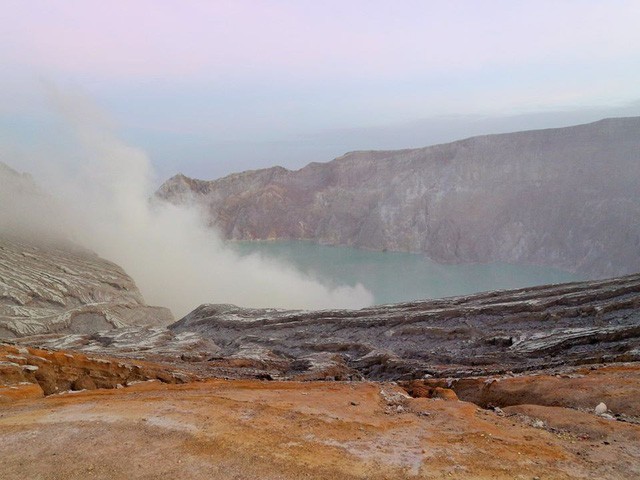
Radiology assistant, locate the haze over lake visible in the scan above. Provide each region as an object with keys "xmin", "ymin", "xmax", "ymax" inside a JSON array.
[{"xmin": 231, "ymin": 241, "xmax": 584, "ymax": 306}]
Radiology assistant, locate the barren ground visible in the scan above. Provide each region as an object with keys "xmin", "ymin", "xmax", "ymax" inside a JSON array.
[{"xmin": 2, "ymin": 371, "xmax": 639, "ymax": 480}]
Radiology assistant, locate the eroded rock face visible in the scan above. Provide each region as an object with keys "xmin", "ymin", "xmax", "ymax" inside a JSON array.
[
  {"xmin": 0, "ymin": 237, "xmax": 174, "ymax": 337},
  {"xmin": 168, "ymin": 274, "xmax": 640, "ymax": 380},
  {"xmin": 14, "ymin": 326, "xmax": 221, "ymax": 367},
  {"xmin": 16, "ymin": 274, "xmax": 640, "ymax": 382},
  {"xmin": 0, "ymin": 342, "xmax": 195, "ymax": 400},
  {"xmin": 0, "ymin": 162, "xmax": 174, "ymax": 338},
  {"xmin": 402, "ymin": 364, "xmax": 640, "ymax": 417},
  {"xmin": 157, "ymin": 117, "xmax": 640, "ymax": 277}
]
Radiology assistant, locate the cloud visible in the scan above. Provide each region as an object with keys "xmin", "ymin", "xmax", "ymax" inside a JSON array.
[{"xmin": 1, "ymin": 88, "xmax": 373, "ymax": 316}]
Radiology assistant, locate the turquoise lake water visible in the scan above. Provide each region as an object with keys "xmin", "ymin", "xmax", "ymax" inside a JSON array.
[{"xmin": 230, "ymin": 241, "xmax": 585, "ymax": 305}]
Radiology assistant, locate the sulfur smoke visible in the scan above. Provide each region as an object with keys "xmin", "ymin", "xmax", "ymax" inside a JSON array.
[{"xmin": 0, "ymin": 89, "xmax": 373, "ymax": 317}]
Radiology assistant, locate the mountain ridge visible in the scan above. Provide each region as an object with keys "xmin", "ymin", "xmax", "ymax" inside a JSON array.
[{"xmin": 157, "ymin": 116, "xmax": 640, "ymax": 277}]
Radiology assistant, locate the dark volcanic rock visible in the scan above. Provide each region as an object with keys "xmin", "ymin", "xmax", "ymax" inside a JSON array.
[
  {"xmin": 157, "ymin": 117, "xmax": 640, "ymax": 277},
  {"xmin": 169, "ymin": 274, "xmax": 640, "ymax": 380}
]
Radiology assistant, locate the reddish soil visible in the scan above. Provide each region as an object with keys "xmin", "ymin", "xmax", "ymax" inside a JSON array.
[
  {"xmin": 0, "ymin": 343, "xmax": 195, "ymax": 402},
  {"xmin": 408, "ymin": 364, "xmax": 640, "ymax": 415},
  {"xmin": 1, "ymin": 343, "xmax": 639, "ymax": 479}
]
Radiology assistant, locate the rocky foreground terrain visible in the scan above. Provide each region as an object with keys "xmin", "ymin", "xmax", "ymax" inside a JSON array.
[
  {"xmin": 2, "ymin": 267, "xmax": 640, "ymax": 478},
  {"xmin": 22, "ymin": 273, "xmax": 638, "ymax": 383},
  {"xmin": 158, "ymin": 117, "xmax": 640, "ymax": 278},
  {"xmin": 2, "ymin": 268, "xmax": 638, "ymax": 477},
  {"xmin": 1, "ymin": 342, "xmax": 639, "ymax": 479},
  {"xmin": 2, "ymin": 266, "xmax": 638, "ymax": 478},
  {"xmin": 169, "ymin": 273, "xmax": 640, "ymax": 380}
]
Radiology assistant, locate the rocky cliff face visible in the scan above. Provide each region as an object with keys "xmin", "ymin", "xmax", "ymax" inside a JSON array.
[
  {"xmin": 0, "ymin": 342, "xmax": 194, "ymax": 399},
  {"xmin": 0, "ymin": 163, "xmax": 173, "ymax": 338},
  {"xmin": 0, "ymin": 236, "xmax": 174, "ymax": 338},
  {"xmin": 157, "ymin": 117, "xmax": 640, "ymax": 277}
]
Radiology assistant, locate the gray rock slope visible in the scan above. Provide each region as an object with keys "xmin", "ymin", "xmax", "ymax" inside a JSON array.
[
  {"xmin": 0, "ymin": 163, "xmax": 173, "ymax": 338},
  {"xmin": 0, "ymin": 237, "xmax": 173, "ymax": 338},
  {"xmin": 18, "ymin": 274, "xmax": 640, "ymax": 381},
  {"xmin": 169, "ymin": 274, "xmax": 640, "ymax": 380},
  {"xmin": 157, "ymin": 117, "xmax": 640, "ymax": 277}
]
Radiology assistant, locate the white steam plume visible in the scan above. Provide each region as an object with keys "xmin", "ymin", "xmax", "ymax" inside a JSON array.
[{"xmin": 1, "ymin": 88, "xmax": 373, "ymax": 317}]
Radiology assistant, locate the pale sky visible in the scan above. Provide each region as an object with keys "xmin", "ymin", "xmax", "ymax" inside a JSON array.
[{"xmin": 2, "ymin": 0, "xmax": 640, "ymax": 181}]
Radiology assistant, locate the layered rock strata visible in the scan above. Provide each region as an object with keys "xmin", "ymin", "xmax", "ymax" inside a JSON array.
[
  {"xmin": 0, "ymin": 342, "xmax": 194, "ymax": 400},
  {"xmin": 0, "ymin": 162, "xmax": 173, "ymax": 337},
  {"xmin": 16, "ymin": 274, "xmax": 640, "ymax": 381},
  {"xmin": 164, "ymin": 273, "xmax": 640, "ymax": 380},
  {"xmin": 0, "ymin": 236, "xmax": 173, "ymax": 337}
]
